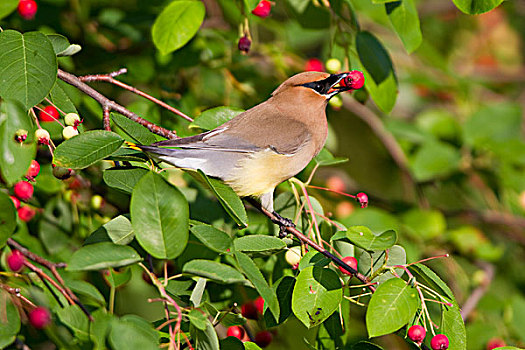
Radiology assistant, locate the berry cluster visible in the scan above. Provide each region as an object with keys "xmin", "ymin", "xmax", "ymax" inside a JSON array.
[
  {"xmin": 10, "ymin": 159, "xmax": 41, "ymax": 222},
  {"xmin": 226, "ymin": 296, "xmax": 273, "ymax": 347},
  {"xmin": 407, "ymin": 325, "xmax": 450, "ymax": 350}
]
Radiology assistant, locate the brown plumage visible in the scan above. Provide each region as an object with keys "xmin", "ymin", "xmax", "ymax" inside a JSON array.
[{"xmin": 139, "ymin": 71, "xmax": 355, "ymax": 213}]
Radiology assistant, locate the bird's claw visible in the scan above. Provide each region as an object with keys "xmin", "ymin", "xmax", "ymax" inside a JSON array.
[{"xmin": 271, "ymin": 212, "xmax": 295, "ymax": 238}]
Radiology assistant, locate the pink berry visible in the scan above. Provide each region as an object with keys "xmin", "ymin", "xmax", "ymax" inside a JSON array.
[
  {"xmin": 29, "ymin": 307, "xmax": 51, "ymax": 329},
  {"xmin": 10, "ymin": 196, "xmax": 21, "ymax": 209},
  {"xmin": 342, "ymin": 71, "xmax": 365, "ymax": 90},
  {"xmin": 338, "ymin": 256, "xmax": 358, "ymax": 276},
  {"xmin": 15, "ymin": 129, "xmax": 28, "ymax": 143},
  {"xmin": 35, "ymin": 129, "xmax": 51, "ymax": 145},
  {"xmin": 14, "ymin": 181, "xmax": 34, "ymax": 201},
  {"xmin": 39, "ymin": 106, "xmax": 59, "ymax": 122},
  {"xmin": 18, "ymin": 206, "xmax": 36, "ymax": 222},
  {"xmin": 255, "ymin": 331, "xmax": 273, "ymax": 348},
  {"xmin": 18, "ymin": 0, "xmax": 37, "ymax": 20},
  {"xmin": 431, "ymin": 334, "xmax": 449, "ymax": 350},
  {"xmin": 486, "ymin": 338, "xmax": 506, "ymax": 350},
  {"xmin": 238, "ymin": 35, "xmax": 251, "ymax": 53},
  {"xmin": 356, "ymin": 192, "xmax": 368, "ymax": 208},
  {"xmin": 7, "ymin": 250, "xmax": 25, "ymax": 272},
  {"xmin": 408, "ymin": 325, "xmax": 426, "ymax": 343},
  {"xmin": 226, "ymin": 326, "xmax": 245, "ymax": 340},
  {"xmin": 305, "ymin": 58, "xmax": 324, "ymax": 72},
  {"xmin": 255, "ymin": 296, "xmax": 265, "ymax": 315},
  {"xmin": 241, "ymin": 301, "xmax": 258, "ymax": 320},
  {"xmin": 251, "ymin": 0, "xmax": 272, "ymax": 18},
  {"xmin": 26, "ymin": 160, "xmax": 40, "ymax": 179}
]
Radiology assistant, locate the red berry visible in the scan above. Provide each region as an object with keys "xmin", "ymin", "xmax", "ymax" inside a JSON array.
[
  {"xmin": 15, "ymin": 129, "xmax": 28, "ymax": 143},
  {"xmin": 39, "ymin": 106, "xmax": 59, "ymax": 122},
  {"xmin": 305, "ymin": 58, "xmax": 324, "ymax": 72},
  {"xmin": 10, "ymin": 196, "xmax": 21, "ymax": 209},
  {"xmin": 241, "ymin": 301, "xmax": 259, "ymax": 320},
  {"xmin": 255, "ymin": 296, "xmax": 265, "ymax": 315},
  {"xmin": 7, "ymin": 250, "xmax": 25, "ymax": 272},
  {"xmin": 238, "ymin": 35, "xmax": 251, "ymax": 53},
  {"xmin": 338, "ymin": 256, "xmax": 358, "ymax": 276},
  {"xmin": 29, "ymin": 307, "xmax": 51, "ymax": 329},
  {"xmin": 431, "ymin": 334, "xmax": 449, "ymax": 350},
  {"xmin": 255, "ymin": 331, "xmax": 273, "ymax": 348},
  {"xmin": 408, "ymin": 325, "xmax": 426, "ymax": 343},
  {"xmin": 18, "ymin": 206, "xmax": 36, "ymax": 222},
  {"xmin": 18, "ymin": 0, "xmax": 37, "ymax": 20},
  {"xmin": 356, "ymin": 192, "xmax": 368, "ymax": 208},
  {"xmin": 226, "ymin": 326, "xmax": 245, "ymax": 340},
  {"xmin": 487, "ymin": 338, "xmax": 506, "ymax": 350},
  {"xmin": 14, "ymin": 181, "xmax": 34, "ymax": 201},
  {"xmin": 251, "ymin": 0, "xmax": 272, "ymax": 18},
  {"xmin": 341, "ymin": 70, "xmax": 365, "ymax": 90},
  {"xmin": 26, "ymin": 160, "xmax": 40, "ymax": 179}
]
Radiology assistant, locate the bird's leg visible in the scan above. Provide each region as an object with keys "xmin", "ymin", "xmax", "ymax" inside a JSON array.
[{"xmin": 271, "ymin": 211, "xmax": 296, "ymax": 238}]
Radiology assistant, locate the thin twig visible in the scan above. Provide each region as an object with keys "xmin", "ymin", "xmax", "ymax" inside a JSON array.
[{"xmin": 461, "ymin": 262, "xmax": 494, "ymax": 321}]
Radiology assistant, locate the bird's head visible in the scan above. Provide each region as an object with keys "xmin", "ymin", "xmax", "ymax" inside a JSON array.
[{"xmin": 271, "ymin": 71, "xmax": 364, "ymax": 103}]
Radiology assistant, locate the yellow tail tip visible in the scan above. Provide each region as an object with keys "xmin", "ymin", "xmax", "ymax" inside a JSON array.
[{"xmin": 125, "ymin": 141, "xmax": 142, "ymax": 151}]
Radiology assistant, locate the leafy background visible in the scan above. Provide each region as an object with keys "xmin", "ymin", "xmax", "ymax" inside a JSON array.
[{"xmin": 1, "ymin": 0, "xmax": 524, "ymax": 349}]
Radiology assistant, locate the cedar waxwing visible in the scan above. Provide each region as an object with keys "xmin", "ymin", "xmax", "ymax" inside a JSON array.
[{"xmin": 138, "ymin": 71, "xmax": 363, "ymax": 215}]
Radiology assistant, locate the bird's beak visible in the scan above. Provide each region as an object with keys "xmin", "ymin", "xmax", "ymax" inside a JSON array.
[{"xmin": 324, "ymin": 73, "xmax": 351, "ymax": 99}]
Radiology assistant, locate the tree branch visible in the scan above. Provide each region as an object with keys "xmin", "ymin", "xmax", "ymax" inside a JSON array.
[{"xmin": 460, "ymin": 261, "xmax": 494, "ymax": 321}]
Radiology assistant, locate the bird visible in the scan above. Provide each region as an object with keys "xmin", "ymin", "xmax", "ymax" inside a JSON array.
[{"xmin": 137, "ymin": 71, "xmax": 364, "ymax": 224}]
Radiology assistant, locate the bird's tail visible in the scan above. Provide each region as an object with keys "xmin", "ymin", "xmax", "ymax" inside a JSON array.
[{"xmin": 124, "ymin": 141, "xmax": 142, "ymax": 151}]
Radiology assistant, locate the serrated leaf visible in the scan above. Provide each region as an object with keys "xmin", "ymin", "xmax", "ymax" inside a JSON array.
[
  {"xmin": 235, "ymin": 251, "xmax": 280, "ymax": 320},
  {"xmin": 111, "ymin": 112, "xmax": 157, "ymax": 145},
  {"xmin": 103, "ymin": 215, "xmax": 134, "ymax": 245},
  {"xmin": 54, "ymin": 130, "xmax": 124, "ymax": 169},
  {"xmin": 67, "ymin": 242, "xmax": 142, "ymax": 271},
  {"xmin": 346, "ymin": 226, "xmax": 397, "ymax": 252},
  {"xmin": 152, "ymin": 1, "xmax": 206, "ymax": 55},
  {"xmin": 291, "ymin": 266, "xmax": 342, "ymax": 329},
  {"xmin": 103, "ymin": 166, "xmax": 149, "ymax": 194},
  {"xmin": 366, "ymin": 278, "xmax": 419, "ymax": 337},
  {"xmin": 0, "ymin": 100, "xmax": 37, "ymax": 185},
  {"xmin": 189, "ymin": 106, "xmax": 244, "ymax": 131},
  {"xmin": 131, "ymin": 172, "xmax": 189, "ymax": 259},
  {"xmin": 0, "ymin": 30, "xmax": 57, "ymax": 110},
  {"xmin": 233, "ymin": 235, "xmax": 285, "ymax": 255},
  {"xmin": 183, "ymin": 259, "xmax": 246, "ymax": 283},
  {"xmin": 452, "ymin": 0, "xmax": 503, "ymax": 14},
  {"xmin": 190, "ymin": 224, "xmax": 232, "ymax": 253},
  {"xmin": 386, "ymin": 0, "xmax": 422, "ymax": 54},
  {"xmin": 196, "ymin": 170, "xmax": 248, "ymax": 227}
]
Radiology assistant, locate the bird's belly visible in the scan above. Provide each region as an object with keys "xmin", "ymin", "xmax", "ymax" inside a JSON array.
[{"xmin": 224, "ymin": 148, "xmax": 310, "ymax": 197}]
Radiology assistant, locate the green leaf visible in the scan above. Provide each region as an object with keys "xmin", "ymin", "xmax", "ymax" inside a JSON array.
[
  {"xmin": 66, "ymin": 279, "xmax": 106, "ymax": 306},
  {"xmin": 67, "ymin": 242, "xmax": 142, "ymax": 271},
  {"xmin": 386, "ymin": 0, "xmax": 422, "ymax": 54},
  {"xmin": 190, "ymin": 224, "xmax": 232, "ymax": 253},
  {"xmin": 105, "ymin": 268, "xmax": 132, "ymax": 288},
  {"xmin": 0, "ymin": 30, "xmax": 57, "ymax": 110},
  {"xmin": 359, "ymin": 245, "xmax": 406, "ymax": 283},
  {"xmin": 410, "ymin": 141, "xmax": 461, "ymax": 181},
  {"xmin": 402, "ymin": 209, "xmax": 446, "ymax": 239},
  {"xmin": 152, "ymin": 0, "xmax": 206, "ymax": 55},
  {"xmin": 409, "ymin": 263, "xmax": 454, "ymax": 300},
  {"xmin": 233, "ymin": 235, "xmax": 286, "ymax": 255},
  {"xmin": 441, "ymin": 299, "xmax": 467, "ymax": 350},
  {"xmin": 234, "ymin": 251, "xmax": 280, "ymax": 320},
  {"xmin": 182, "ymin": 259, "xmax": 246, "ymax": 283},
  {"xmin": 111, "ymin": 112, "xmax": 157, "ymax": 145},
  {"xmin": 103, "ymin": 215, "xmax": 134, "ymax": 245},
  {"xmin": 91, "ymin": 310, "xmax": 115, "ymax": 350},
  {"xmin": 0, "ymin": 296, "xmax": 20, "ymax": 349},
  {"xmin": 103, "ymin": 166, "xmax": 149, "ymax": 194},
  {"xmin": 191, "ymin": 318, "xmax": 220, "ymax": 350},
  {"xmin": 244, "ymin": 0, "xmax": 259, "ymax": 13},
  {"xmin": 314, "ymin": 148, "xmax": 349, "ymax": 167},
  {"xmin": 49, "ymin": 82, "xmax": 78, "ymax": 114},
  {"xmin": 0, "ymin": 100, "xmax": 37, "ymax": 185},
  {"xmin": 131, "ymin": 172, "xmax": 189, "ymax": 259},
  {"xmin": 54, "ymin": 130, "xmax": 124, "ymax": 169},
  {"xmin": 291, "ymin": 266, "xmax": 343, "ymax": 329},
  {"xmin": 0, "ymin": 0, "xmax": 18, "ymax": 20},
  {"xmin": 47, "ymin": 34, "xmax": 71, "ymax": 55},
  {"xmin": 189, "ymin": 106, "xmax": 244, "ymax": 131},
  {"xmin": 345, "ymin": 226, "xmax": 397, "ymax": 252},
  {"xmin": 264, "ymin": 276, "xmax": 296, "ymax": 327},
  {"xmin": 287, "ymin": 0, "xmax": 310, "ymax": 14},
  {"xmin": 57, "ymin": 306, "xmax": 90, "ymax": 341},
  {"xmin": 0, "ymin": 192, "xmax": 17, "ymax": 249},
  {"xmin": 366, "ymin": 278, "xmax": 419, "ymax": 337},
  {"xmin": 190, "ymin": 278, "xmax": 207, "ymax": 307},
  {"xmin": 188, "ymin": 309, "xmax": 208, "ymax": 330},
  {"xmin": 220, "ymin": 337, "xmax": 245, "ymax": 350},
  {"xmin": 452, "ymin": 0, "xmax": 503, "ymax": 14},
  {"xmin": 109, "ymin": 316, "xmax": 159, "ymax": 350},
  {"xmin": 351, "ymin": 341, "xmax": 385, "ymax": 350},
  {"xmin": 196, "ymin": 170, "xmax": 248, "ymax": 227}
]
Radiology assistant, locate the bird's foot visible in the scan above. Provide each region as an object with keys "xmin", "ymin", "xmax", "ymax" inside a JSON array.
[{"xmin": 271, "ymin": 212, "xmax": 295, "ymax": 238}]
